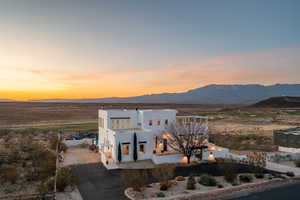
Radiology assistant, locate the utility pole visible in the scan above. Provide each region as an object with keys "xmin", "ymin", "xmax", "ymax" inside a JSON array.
[{"xmin": 54, "ymin": 132, "xmax": 61, "ymax": 200}]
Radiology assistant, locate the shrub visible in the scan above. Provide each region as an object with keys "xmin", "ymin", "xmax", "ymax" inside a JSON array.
[
  {"xmin": 56, "ymin": 167, "xmax": 75, "ymax": 192},
  {"xmin": 122, "ymin": 169, "xmax": 148, "ymax": 191},
  {"xmin": 89, "ymin": 144, "xmax": 98, "ymax": 152},
  {"xmin": 217, "ymin": 184, "xmax": 223, "ymax": 188},
  {"xmin": 35, "ymin": 150, "xmax": 56, "ymax": 180},
  {"xmin": 224, "ymin": 169, "xmax": 237, "ymax": 183},
  {"xmin": 218, "ymin": 161, "xmax": 238, "ymax": 183},
  {"xmin": 157, "ymin": 192, "xmax": 165, "ymax": 198},
  {"xmin": 186, "ymin": 176, "xmax": 196, "ymax": 190},
  {"xmin": 198, "ymin": 174, "xmax": 217, "ymax": 186},
  {"xmin": 49, "ymin": 136, "xmax": 68, "ymax": 152},
  {"xmin": 255, "ymin": 173, "xmax": 265, "ymax": 179},
  {"xmin": 239, "ymin": 174, "xmax": 253, "ymax": 183},
  {"xmin": 2, "ymin": 168, "xmax": 18, "ymax": 184},
  {"xmin": 294, "ymin": 159, "xmax": 300, "ymax": 168},
  {"xmin": 160, "ymin": 183, "xmax": 168, "ymax": 191},
  {"xmin": 152, "ymin": 164, "xmax": 175, "ymax": 190},
  {"xmin": 272, "ymin": 173, "xmax": 286, "ymax": 179},
  {"xmin": 286, "ymin": 172, "xmax": 295, "ymax": 177},
  {"xmin": 37, "ymin": 177, "xmax": 54, "ymax": 194}
]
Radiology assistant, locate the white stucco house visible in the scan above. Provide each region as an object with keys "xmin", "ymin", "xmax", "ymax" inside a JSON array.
[{"xmin": 98, "ymin": 109, "xmax": 229, "ymax": 169}]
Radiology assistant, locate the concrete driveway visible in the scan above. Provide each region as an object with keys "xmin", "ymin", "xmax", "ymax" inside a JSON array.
[{"xmin": 72, "ymin": 163, "xmax": 127, "ymax": 200}]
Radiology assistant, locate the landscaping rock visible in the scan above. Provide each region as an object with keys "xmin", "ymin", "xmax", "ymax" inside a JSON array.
[
  {"xmin": 176, "ymin": 176, "xmax": 186, "ymax": 181},
  {"xmin": 3, "ymin": 185, "xmax": 17, "ymax": 194},
  {"xmin": 64, "ymin": 185, "xmax": 73, "ymax": 192}
]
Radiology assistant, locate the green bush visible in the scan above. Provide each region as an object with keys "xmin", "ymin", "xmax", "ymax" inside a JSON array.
[
  {"xmin": 218, "ymin": 162, "xmax": 238, "ymax": 183},
  {"xmin": 121, "ymin": 169, "xmax": 149, "ymax": 192},
  {"xmin": 198, "ymin": 174, "xmax": 217, "ymax": 186},
  {"xmin": 224, "ymin": 170, "xmax": 237, "ymax": 183},
  {"xmin": 186, "ymin": 176, "xmax": 196, "ymax": 190},
  {"xmin": 217, "ymin": 184, "xmax": 224, "ymax": 188},
  {"xmin": 239, "ymin": 174, "xmax": 253, "ymax": 183},
  {"xmin": 56, "ymin": 167, "xmax": 75, "ymax": 192},
  {"xmin": 37, "ymin": 177, "xmax": 54, "ymax": 194},
  {"xmin": 160, "ymin": 183, "xmax": 168, "ymax": 191},
  {"xmin": 286, "ymin": 172, "xmax": 295, "ymax": 177},
  {"xmin": 2, "ymin": 168, "xmax": 18, "ymax": 184},
  {"xmin": 255, "ymin": 173, "xmax": 265, "ymax": 179},
  {"xmin": 272, "ymin": 173, "xmax": 286, "ymax": 179},
  {"xmin": 157, "ymin": 192, "xmax": 165, "ymax": 197},
  {"xmin": 35, "ymin": 150, "xmax": 56, "ymax": 180},
  {"xmin": 152, "ymin": 164, "xmax": 176, "ymax": 190},
  {"xmin": 294, "ymin": 159, "xmax": 300, "ymax": 168},
  {"xmin": 49, "ymin": 136, "xmax": 68, "ymax": 152}
]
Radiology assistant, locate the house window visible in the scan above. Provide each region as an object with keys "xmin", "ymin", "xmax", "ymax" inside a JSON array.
[
  {"xmin": 154, "ymin": 136, "xmax": 158, "ymax": 148},
  {"xmin": 149, "ymin": 120, "xmax": 153, "ymax": 126},
  {"xmin": 116, "ymin": 120, "xmax": 120, "ymax": 129},
  {"xmin": 111, "ymin": 119, "xmax": 115, "ymax": 129},
  {"xmin": 165, "ymin": 119, "xmax": 168, "ymax": 125},
  {"xmin": 157, "ymin": 120, "xmax": 161, "ymax": 126},
  {"xmin": 121, "ymin": 120, "xmax": 125, "ymax": 129},
  {"xmin": 126, "ymin": 119, "xmax": 130, "ymax": 128},
  {"xmin": 99, "ymin": 118, "xmax": 104, "ymax": 128},
  {"xmin": 122, "ymin": 144, "xmax": 129, "ymax": 155},
  {"xmin": 139, "ymin": 142, "xmax": 146, "ymax": 154}
]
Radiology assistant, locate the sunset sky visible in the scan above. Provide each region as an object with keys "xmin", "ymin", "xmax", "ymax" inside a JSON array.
[{"xmin": 1, "ymin": 0, "xmax": 299, "ymax": 100}]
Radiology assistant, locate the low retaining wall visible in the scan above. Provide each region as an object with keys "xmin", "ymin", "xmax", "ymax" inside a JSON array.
[
  {"xmin": 125, "ymin": 177, "xmax": 300, "ymax": 200},
  {"xmin": 63, "ymin": 139, "xmax": 92, "ymax": 147}
]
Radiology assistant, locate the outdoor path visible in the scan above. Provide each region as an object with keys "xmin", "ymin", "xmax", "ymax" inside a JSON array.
[
  {"xmin": 72, "ymin": 163, "xmax": 127, "ymax": 200},
  {"xmin": 266, "ymin": 161, "xmax": 300, "ymax": 176}
]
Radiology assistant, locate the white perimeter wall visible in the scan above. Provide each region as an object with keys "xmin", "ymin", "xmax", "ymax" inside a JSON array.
[
  {"xmin": 279, "ymin": 146, "xmax": 300, "ymax": 154},
  {"xmin": 203, "ymin": 149, "xmax": 230, "ymax": 160}
]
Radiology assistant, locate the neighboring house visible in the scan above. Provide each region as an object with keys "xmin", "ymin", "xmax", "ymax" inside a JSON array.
[
  {"xmin": 98, "ymin": 109, "xmax": 229, "ymax": 169},
  {"xmin": 274, "ymin": 127, "xmax": 300, "ymax": 153}
]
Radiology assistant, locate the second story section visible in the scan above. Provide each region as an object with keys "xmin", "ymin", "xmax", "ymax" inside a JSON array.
[{"xmin": 99, "ymin": 109, "xmax": 177, "ymax": 132}]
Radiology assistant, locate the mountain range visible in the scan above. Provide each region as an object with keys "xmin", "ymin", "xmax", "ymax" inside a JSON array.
[{"xmin": 27, "ymin": 84, "xmax": 300, "ymax": 105}]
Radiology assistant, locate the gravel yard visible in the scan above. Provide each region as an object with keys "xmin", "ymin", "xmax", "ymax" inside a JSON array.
[{"xmin": 61, "ymin": 147, "xmax": 100, "ymax": 167}]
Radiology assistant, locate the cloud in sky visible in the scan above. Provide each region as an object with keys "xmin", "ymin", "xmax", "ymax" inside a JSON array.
[{"xmin": 1, "ymin": 46, "xmax": 299, "ymax": 100}]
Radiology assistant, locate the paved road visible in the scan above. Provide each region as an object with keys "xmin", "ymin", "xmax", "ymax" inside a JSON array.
[
  {"xmin": 232, "ymin": 183, "xmax": 300, "ymax": 200},
  {"xmin": 72, "ymin": 163, "xmax": 127, "ymax": 200}
]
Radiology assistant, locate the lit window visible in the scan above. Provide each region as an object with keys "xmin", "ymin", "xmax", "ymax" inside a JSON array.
[
  {"xmin": 139, "ymin": 143, "xmax": 146, "ymax": 154},
  {"xmin": 157, "ymin": 120, "xmax": 161, "ymax": 126},
  {"xmin": 165, "ymin": 119, "xmax": 168, "ymax": 125},
  {"xmin": 149, "ymin": 120, "xmax": 153, "ymax": 126},
  {"xmin": 111, "ymin": 119, "xmax": 115, "ymax": 129},
  {"xmin": 122, "ymin": 144, "xmax": 129, "ymax": 155},
  {"xmin": 121, "ymin": 120, "xmax": 125, "ymax": 129}
]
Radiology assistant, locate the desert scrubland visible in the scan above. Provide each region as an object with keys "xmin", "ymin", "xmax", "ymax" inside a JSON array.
[{"xmin": 0, "ymin": 102, "xmax": 299, "ymax": 197}]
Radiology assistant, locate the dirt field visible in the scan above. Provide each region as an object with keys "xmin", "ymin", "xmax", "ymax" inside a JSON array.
[
  {"xmin": 0, "ymin": 102, "xmax": 225, "ymax": 126},
  {"xmin": 0, "ymin": 102, "xmax": 299, "ymax": 151}
]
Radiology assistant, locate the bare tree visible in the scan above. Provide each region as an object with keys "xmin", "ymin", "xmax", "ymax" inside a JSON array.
[{"xmin": 163, "ymin": 121, "xmax": 209, "ymax": 164}]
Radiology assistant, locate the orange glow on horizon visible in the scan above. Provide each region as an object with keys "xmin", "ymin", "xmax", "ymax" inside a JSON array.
[{"xmin": 1, "ymin": 45, "xmax": 299, "ymax": 101}]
